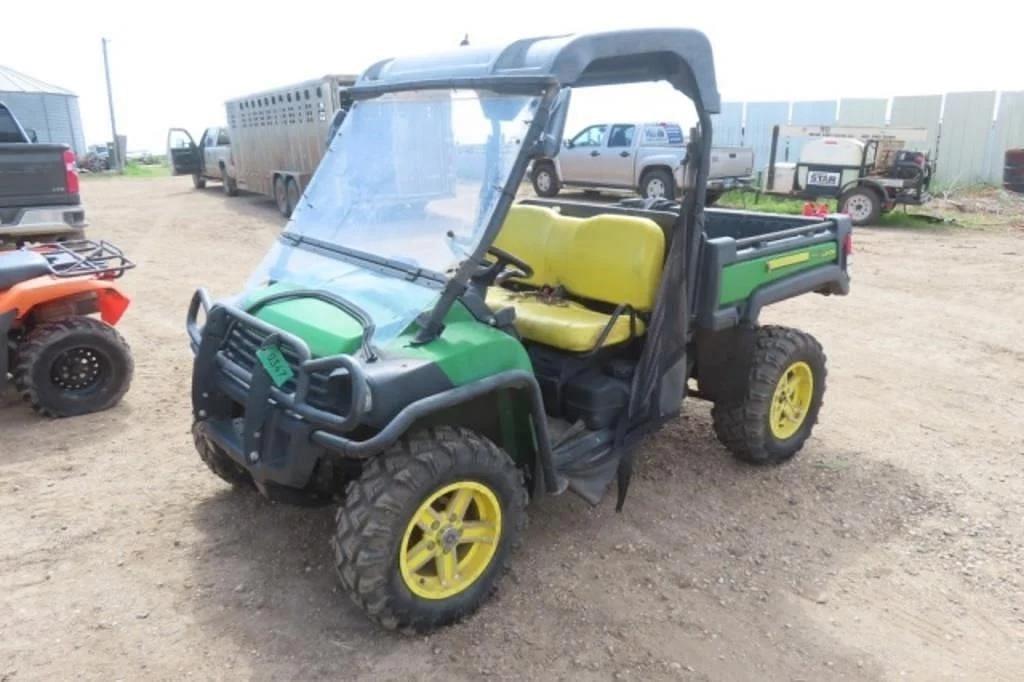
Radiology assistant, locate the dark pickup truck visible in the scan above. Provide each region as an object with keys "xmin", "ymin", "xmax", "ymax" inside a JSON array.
[{"xmin": 0, "ymin": 102, "xmax": 86, "ymax": 247}]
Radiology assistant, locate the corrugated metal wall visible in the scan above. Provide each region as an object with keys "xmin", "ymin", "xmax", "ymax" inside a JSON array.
[
  {"xmin": 0, "ymin": 91, "xmax": 85, "ymax": 156},
  {"xmin": 935, "ymin": 91, "xmax": 996, "ymax": 185},
  {"xmin": 890, "ymin": 95, "xmax": 942, "ymax": 156},
  {"xmin": 985, "ymin": 91, "xmax": 1024, "ymax": 184},
  {"xmin": 714, "ymin": 90, "xmax": 1018, "ymax": 187}
]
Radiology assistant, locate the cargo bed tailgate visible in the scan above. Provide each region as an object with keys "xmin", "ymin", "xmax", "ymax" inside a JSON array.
[{"xmin": 0, "ymin": 143, "xmax": 78, "ymax": 209}]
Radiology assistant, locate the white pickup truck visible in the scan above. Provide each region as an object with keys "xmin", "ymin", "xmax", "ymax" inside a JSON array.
[{"xmin": 532, "ymin": 122, "xmax": 753, "ymax": 204}]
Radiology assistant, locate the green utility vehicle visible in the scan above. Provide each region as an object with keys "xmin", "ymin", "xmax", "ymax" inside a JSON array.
[{"xmin": 187, "ymin": 29, "xmax": 851, "ymax": 631}]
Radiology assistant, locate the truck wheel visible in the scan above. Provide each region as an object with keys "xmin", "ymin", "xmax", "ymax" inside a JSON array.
[
  {"xmin": 840, "ymin": 187, "xmax": 881, "ymax": 226},
  {"xmin": 13, "ymin": 317, "xmax": 134, "ymax": 418},
  {"xmin": 711, "ymin": 326, "xmax": 826, "ymax": 465},
  {"xmin": 641, "ymin": 169, "xmax": 675, "ymax": 201},
  {"xmin": 192, "ymin": 421, "xmax": 254, "ymax": 489},
  {"xmin": 286, "ymin": 178, "xmax": 301, "ymax": 217},
  {"xmin": 192, "ymin": 173, "xmax": 206, "ymax": 189},
  {"xmin": 273, "ymin": 176, "xmax": 289, "ymax": 217},
  {"xmin": 333, "ymin": 427, "xmax": 527, "ymax": 632},
  {"xmin": 705, "ymin": 189, "xmax": 724, "ymax": 206},
  {"xmin": 221, "ymin": 166, "xmax": 239, "ymax": 197},
  {"xmin": 531, "ymin": 163, "xmax": 560, "ymax": 197}
]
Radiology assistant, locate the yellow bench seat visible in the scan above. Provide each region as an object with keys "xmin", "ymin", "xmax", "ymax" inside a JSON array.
[{"xmin": 486, "ymin": 288, "xmax": 645, "ymax": 352}]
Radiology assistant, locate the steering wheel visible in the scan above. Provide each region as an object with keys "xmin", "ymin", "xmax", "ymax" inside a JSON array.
[{"xmin": 475, "ymin": 246, "xmax": 534, "ymax": 286}]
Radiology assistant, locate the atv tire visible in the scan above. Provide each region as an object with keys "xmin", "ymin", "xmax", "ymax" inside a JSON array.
[
  {"xmin": 711, "ymin": 326, "xmax": 826, "ymax": 465},
  {"xmin": 192, "ymin": 421, "xmax": 254, "ymax": 489},
  {"xmin": 14, "ymin": 316, "xmax": 133, "ymax": 418},
  {"xmin": 332, "ymin": 427, "xmax": 526, "ymax": 632}
]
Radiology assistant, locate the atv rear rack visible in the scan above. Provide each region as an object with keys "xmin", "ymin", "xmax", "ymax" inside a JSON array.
[{"xmin": 35, "ymin": 240, "xmax": 135, "ymax": 279}]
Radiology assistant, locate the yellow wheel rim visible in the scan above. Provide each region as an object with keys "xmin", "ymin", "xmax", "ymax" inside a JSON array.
[
  {"xmin": 769, "ymin": 361, "xmax": 814, "ymax": 440},
  {"xmin": 399, "ymin": 481, "xmax": 502, "ymax": 600}
]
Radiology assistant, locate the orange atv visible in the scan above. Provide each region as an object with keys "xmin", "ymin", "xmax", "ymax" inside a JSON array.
[{"xmin": 0, "ymin": 240, "xmax": 134, "ymax": 417}]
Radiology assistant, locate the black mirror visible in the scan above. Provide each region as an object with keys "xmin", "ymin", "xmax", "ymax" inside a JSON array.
[
  {"xmin": 564, "ymin": 139, "xmax": 573, "ymax": 149},
  {"xmin": 25, "ymin": 128, "xmax": 38, "ymax": 143}
]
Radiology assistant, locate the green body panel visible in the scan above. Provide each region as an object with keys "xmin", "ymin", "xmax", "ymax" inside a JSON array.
[
  {"xmin": 392, "ymin": 302, "xmax": 533, "ymax": 386},
  {"xmin": 249, "ymin": 284, "xmax": 363, "ymax": 357},
  {"xmin": 718, "ymin": 242, "xmax": 838, "ymax": 306},
  {"xmin": 244, "ymin": 284, "xmax": 531, "ymax": 387}
]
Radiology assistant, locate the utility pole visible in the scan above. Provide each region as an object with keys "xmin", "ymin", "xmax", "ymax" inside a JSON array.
[{"xmin": 101, "ymin": 38, "xmax": 122, "ymax": 173}]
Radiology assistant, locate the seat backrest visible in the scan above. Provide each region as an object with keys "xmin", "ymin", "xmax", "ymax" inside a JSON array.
[
  {"xmin": 562, "ymin": 214, "xmax": 665, "ymax": 310},
  {"xmin": 494, "ymin": 204, "xmax": 665, "ymax": 311}
]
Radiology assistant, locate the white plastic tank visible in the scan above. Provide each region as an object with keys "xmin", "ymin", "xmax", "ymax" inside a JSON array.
[{"xmin": 799, "ymin": 138, "xmax": 865, "ymax": 166}]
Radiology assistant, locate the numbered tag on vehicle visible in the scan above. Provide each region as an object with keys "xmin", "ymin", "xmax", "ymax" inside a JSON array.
[{"xmin": 256, "ymin": 345, "xmax": 294, "ymax": 387}]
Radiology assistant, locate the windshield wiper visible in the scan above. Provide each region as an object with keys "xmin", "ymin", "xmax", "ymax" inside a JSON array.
[{"xmin": 279, "ymin": 231, "xmax": 445, "ymax": 286}]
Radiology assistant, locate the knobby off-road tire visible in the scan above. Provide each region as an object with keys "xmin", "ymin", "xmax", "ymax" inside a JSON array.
[
  {"xmin": 332, "ymin": 427, "xmax": 527, "ymax": 632},
  {"xmin": 711, "ymin": 326, "xmax": 826, "ymax": 465},
  {"xmin": 192, "ymin": 421, "xmax": 254, "ymax": 489},
  {"xmin": 14, "ymin": 317, "xmax": 133, "ymax": 417}
]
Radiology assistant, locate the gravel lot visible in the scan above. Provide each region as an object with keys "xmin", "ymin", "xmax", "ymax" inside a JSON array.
[{"xmin": 2, "ymin": 176, "xmax": 1022, "ymax": 680}]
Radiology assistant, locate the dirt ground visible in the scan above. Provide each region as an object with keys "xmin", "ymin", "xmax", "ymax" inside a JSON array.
[{"xmin": 2, "ymin": 176, "xmax": 1022, "ymax": 681}]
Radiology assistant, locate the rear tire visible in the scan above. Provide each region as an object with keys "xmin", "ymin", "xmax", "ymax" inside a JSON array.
[
  {"xmin": 711, "ymin": 326, "xmax": 826, "ymax": 465},
  {"xmin": 840, "ymin": 186, "xmax": 882, "ymax": 226},
  {"xmin": 531, "ymin": 163, "xmax": 560, "ymax": 198},
  {"xmin": 273, "ymin": 176, "xmax": 289, "ymax": 217},
  {"xmin": 705, "ymin": 189, "xmax": 724, "ymax": 206},
  {"xmin": 286, "ymin": 178, "xmax": 301, "ymax": 217},
  {"xmin": 192, "ymin": 421, "xmax": 254, "ymax": 489},
  {"xmin": 640, "ymin": 169, "xmax": 676, "ymax": 201},
  {"xmin": 13, "ymin": 317, "xmax": 133, "ymax": 418},
  {"xmin": 192, "ymin": 173, "xmax": 206, "ymax": 189},
  {"xmin": 221, "ymin": 166, "xmax": 238, "ymax": 196},
  {"xmin": 332, "ymin": 427, "xmax": 527, "ymax": 632}
]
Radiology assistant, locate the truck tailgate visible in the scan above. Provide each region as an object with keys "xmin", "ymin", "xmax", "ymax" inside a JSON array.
[
  {"xmin": 0, "ymin": 143, "xmax": 77, "ymax": 209},
  {"xmin": 710, "ymin": 147, "xmax": 754, "ymax": 179}
]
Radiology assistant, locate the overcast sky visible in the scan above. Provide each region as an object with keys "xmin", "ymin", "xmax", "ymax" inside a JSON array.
[{"xmin": 3, "ymin": 0, "xmax": 1021, "ymax": 152}]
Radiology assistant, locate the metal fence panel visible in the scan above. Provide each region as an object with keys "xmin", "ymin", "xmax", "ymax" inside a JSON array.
[
  {"xmin": 786, "ymin": 100, "xmax": 837, "ymax": 162},
  {"xmin": 712, "ymin": 101, "xmax": 744, "ymax": 146},
  {"xmin": 935, "ymin": 91, "xmax": 997, "ymax": 186},
  {"xmin": 985, "ymin": 91, "xmax": 1024, "ymax": 184},
  {"xmin": 837, "ymin": 98, "xmax": 887, "ymax": 126},
  {"xmin": 745, "ymin": 101, "xmax": 789, "ymax": 172},
  {"xmin": 890, "ymin": 94, "xmax": 942, "ymax": 157}
]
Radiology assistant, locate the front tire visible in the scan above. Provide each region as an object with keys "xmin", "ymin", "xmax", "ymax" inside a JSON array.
[
  {"xmin": 711, "ymin": 326, "xmax": 826, "ymax": 465},
  {"xmin": 193, "ymin": 421, "xmax": 254, "ymax": 489},
  {"xmin": 13, "ymin": 317, "xmax": 133, "ymax": 417},
  {"xmin": 332, "ymin": 427, "xmax": 527, "ymax": 632},
  {"xmin": 192, "ymin": 173, "xmax": 206, "ymax": 189},
  {"xmin": 640, "ymin": 169, "xmax": 676, "ymax": 201},
  {"xmin": 531, "ymin": 163, "xmax": 560, "ymax": 197}
]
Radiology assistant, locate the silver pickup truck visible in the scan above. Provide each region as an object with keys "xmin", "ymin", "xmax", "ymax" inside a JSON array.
[{"xmin": 531, "ymin": 122, "xmax": 753, "ymax": 204}]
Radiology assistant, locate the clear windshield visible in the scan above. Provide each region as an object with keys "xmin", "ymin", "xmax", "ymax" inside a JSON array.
[{"xmin": 246, "ymin": 89, "xmax": 537, "ymax": 347}]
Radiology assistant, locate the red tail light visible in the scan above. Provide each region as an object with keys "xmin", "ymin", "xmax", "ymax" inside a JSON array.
[
  {"xmin": 63, "ymin": 149, "xmax": 80, "ymax": 194},
  {"xmin": 843, "ymin": 233, "xmax": 853, "ymax": 255}
]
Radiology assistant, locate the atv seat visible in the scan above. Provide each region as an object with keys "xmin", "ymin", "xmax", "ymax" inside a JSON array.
[
  {"xmin": 0, "ymin": 250, "xmax": 50, "ymax": 290},
  {"xmin": 486, "ymin": 205, "xmax": 665, "ymax": 353}
]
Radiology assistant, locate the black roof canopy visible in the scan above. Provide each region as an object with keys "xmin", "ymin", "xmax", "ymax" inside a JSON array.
[{"xmin": 356, "ymin": 29, "xmax": 721, "ymax": 113}]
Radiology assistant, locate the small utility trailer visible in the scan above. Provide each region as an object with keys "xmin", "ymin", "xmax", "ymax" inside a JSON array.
[{"xmin": 763, "ymin": 124, "xmax": 933, "ymax": 225}]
